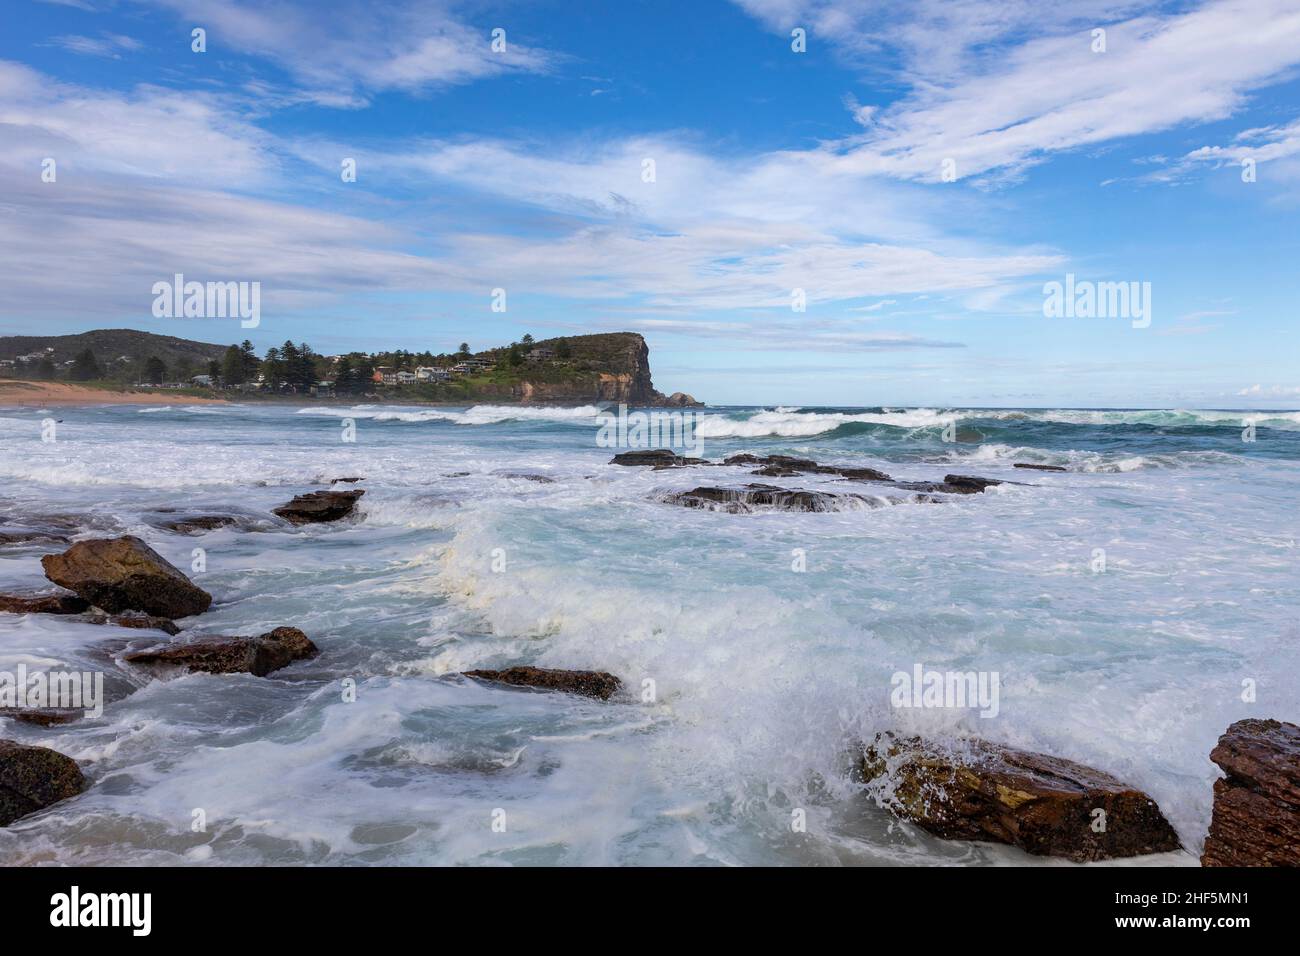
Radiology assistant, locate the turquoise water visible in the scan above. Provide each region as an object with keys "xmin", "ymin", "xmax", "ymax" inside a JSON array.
[{"xmin": 1, "ymin": 402, "xmax": 1297, "ymax": 865}]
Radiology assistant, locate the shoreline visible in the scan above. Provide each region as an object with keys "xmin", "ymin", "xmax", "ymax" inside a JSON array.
[{"xmin": 0, "ymin": 381, "xmax": 228, "ymax": 407}]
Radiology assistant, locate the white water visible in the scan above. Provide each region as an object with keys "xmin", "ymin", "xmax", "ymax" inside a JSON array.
[{"xmin": 1, "ymin": 402, "xmax": 1296, "ymax": 865}]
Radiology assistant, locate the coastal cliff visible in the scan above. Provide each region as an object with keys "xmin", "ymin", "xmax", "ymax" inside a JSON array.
[{"xmin": 438, "ymin": 332, "xmax": 699, "ymax": 406}]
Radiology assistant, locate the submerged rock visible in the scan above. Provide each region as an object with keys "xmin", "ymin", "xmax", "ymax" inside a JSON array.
[
  {"xmin": 1201, "ymin": 718, "xmax": 1300, "ymax": 866},
  {"xmin": 0, "ymin": 591, "xmax": 90, "ymax": 615},
  {"xmin": 152, "ymin": 514, "xmax": 241, "ymax": 534},
  {"xmin": 860, "ymin": 733, "xmax": 1181, "ymax": 861},
  {"xmin": 724, "ymin": 453, "xmax": 892, "ymax": 483},
  {"xmin": 272, "ymin": 489, "xmax": 365, "ymax": 524},
  {"xmin": 497, "ymin": 473, "xmax": 556, "ymax": 484},
  {"xmin": 1014, "ymin": 463, "xmax": 1068, "ymax": 472},
  {"xmin": 0, "ymin": 739, "xmax": 87, "ymax": 827},
  {"xmin": 660, "ymin": 483, "xmax": 877, "ymax": 513},
  {"xmin": 40, "ymin": 536, "xmax": 212, "ymax": 619},
  {"xmin": 329, "ymin": 476, "xmax": 365, "ymax": 484},
  {"xmin": 6, "ymin": 708, "xmax": 84, "ymax": 727},
  {"xmin": 463, "ymin": 666, "xmax": 622, "ymax": 700},
  {"xmin": 0, "ymin": 530, "xmax": 71, "ymax": 547},
  {"xmin": 124, "ymin": 626, "xmax": 319, "ymax": 677},
  {"xmin": 86, "ymin": 611, "xmax": 180, "ymax": 635}
]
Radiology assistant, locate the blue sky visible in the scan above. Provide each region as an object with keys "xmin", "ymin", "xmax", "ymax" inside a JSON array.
[{"xmin": 1, "ymin": 0, "xmax": 1298, "ymax": 406}]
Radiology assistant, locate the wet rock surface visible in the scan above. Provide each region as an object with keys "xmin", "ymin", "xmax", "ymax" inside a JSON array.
[
  {"xmin": 723, "ymin": 453, "xmax": 893, "ymax": 483},
  {"xmin": 123, "ymin": 626, "xmax": 319, "ymax": 677},
  {"xmin": 0, "ymin": 591, "xmax": 90, "ymax": 615},
  {"xmin": 272, "ymin": 490, "xmax": 365, "ymax": 524},
  {"xmin": 661, "ymin": 483, "xmax": 878, "ymax": 513},
  {"xmin": 40, "ymin": 536, "xmax": 212, "ymax": 618},
  {"xmin": 463, "ymin": 666, "xmax": 622, "ymax": 700},
  {"xmin": 1014, "ymin": 463, "xmax": 1068, "ymax": 472},
  {"xmin": 610, "ymin": 449, "xmax": 706, "ymax": 468},
  {"xmin": 1201, "ymin": 718, "xmax": 1300, "ymax": 866},
  {"xmin": 860, "ymin": 733, "xmax": 1182, "ymax": 861},
  {"xmin": 0, "ymin": 739, "xmax": 87, "ymax": 827}
]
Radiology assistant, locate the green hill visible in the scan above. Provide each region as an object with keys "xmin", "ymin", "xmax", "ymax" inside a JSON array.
[{"xmin": 0, "ymin": 328, "xmax": 227, "ymax": 368}]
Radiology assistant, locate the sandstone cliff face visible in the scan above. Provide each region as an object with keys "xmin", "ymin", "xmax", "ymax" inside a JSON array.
[{"xmin": 503, "ymin": 333, "xmax": 696, "ymax": 405}]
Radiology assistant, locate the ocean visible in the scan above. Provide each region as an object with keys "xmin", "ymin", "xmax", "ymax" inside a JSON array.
[{"xmin": 1, "ymin": 402, "xmax": 1297, "ymax": 865}]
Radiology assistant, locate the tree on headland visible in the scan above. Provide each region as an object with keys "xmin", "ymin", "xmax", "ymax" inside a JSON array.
[
  {"xmin": 143, "ymin": 356, "xmax": 166, "ymax": 384},
  {"xmin": 457, "ymin": 342, "xmax": 470, "ymax": 358},
  {"xmin": 222, "ymin": 345, "xmax": 247, "ymax": 384},
  {"xmin": 521, "ymin": 333, "xmax": 534, "ymax": 347},
  {"xmin": 507, "ymin": 343, "xmax": 523, "ymax": 367},
  {"xmin": 68, "ymin": 349, "xmax": 101, "ymax": 382}
]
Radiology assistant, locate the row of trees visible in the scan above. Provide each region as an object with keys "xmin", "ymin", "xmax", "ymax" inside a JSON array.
[{"xmin": 11, "ymin": 334, "xmax": 577, "ymax": 392}]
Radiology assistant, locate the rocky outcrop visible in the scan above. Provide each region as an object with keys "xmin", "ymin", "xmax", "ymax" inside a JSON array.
[
  {"xmin": 152, "ymin": 514, "xmax": 241, "ymax": 534},
  {"xmin": 272, "ymin": 490, "xmax": 365, "ymax": 524},
  {"xmin": 463, "ymin": 666, "xmax": 622, "ymax": 700},
  {"xmin": 723, "ymin": 453, "xmax": 892, "ymax": 483},
  {"xmin": 124, "ymin": 626, "xmax": 319, "ymax": 677},
  {"xmin": 661, "ymin": 392, "xmax": 702, "ymax": 407},
  {"xmin": 1201, "ymin": 718, "xmax": 1300, "ymax": 866},
  {"xmin": 658, "ymin": 483, "xmax": 915, "ymax": 513},
  {"xmin": 329, "ymin": 476, "xmax": 364, "ymax": 484},
  {"xmin": 0, "ymin": 530, "xmax": 71, "ymax": 547},
  {"xmin": 0, "ymin": 739, "xmax": 86, "ymax": 826},
  {"xmin": 610, "ymin": 449, "xmax": 706, "ymax": 468},
  {"xmin": 5, "ymin": 708, "xmax": 84, "ymax": 727},
  {"xmin": 0, "ymin": 591, "xmax": 89, "ymax": 614},
  {"xmin": 87, "ymin": 611, "xmax": 180, "ymax": 635},
  {"xmin": 860, "ymin": 733, "xmax": 1181, "ymax": 861},
  {"xmin": 1014, "ymin": 463, "xmax": 1068, "ymax": 472},
  {"xmin": 40, "ymin": 536, "xmax": 212, "ymax": 618}
]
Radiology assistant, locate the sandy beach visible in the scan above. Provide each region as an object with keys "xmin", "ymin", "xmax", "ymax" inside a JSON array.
[{"xmin": 0, "ymin": 380, "xmax": 226, "ymax": 407}]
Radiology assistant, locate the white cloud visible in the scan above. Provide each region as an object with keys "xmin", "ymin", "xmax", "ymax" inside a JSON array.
[
  {"xmin": 48, "ymin": 34, "xmax": 142, "ymax": 58},
  {"xmin": 737, "ymin": 0, "xmax": 1300, "ymax": 183},
  {"xmin": 144, "ymin": 0, "xmax": 557, "ymax": 104}
]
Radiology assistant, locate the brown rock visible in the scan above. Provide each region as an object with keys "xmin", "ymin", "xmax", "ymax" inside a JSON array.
[
  {"xmin": 6, "ymin": 708, "xmax": 84, "ymax": 727},
  {"xmin": 272, "ymin": 489, "xmax": 365, "ymax": 524},
  {"xmin": 40, "ymin": 536, "xmax": 211, "ymax": 618},
  {"xmin": 610, "ymin": 449, "xmax": 705, "ymax": 467},
  {"xmin": 154, "ymin": 515, "xmax": 240, "ymax": 534},
  {"xmin": 0, "ymin": 591, "xmax": 89, "ymax": 615},
  {"xmin": 659, "ymin": 483, "xmax": 883, "ymax": 513},
  {"xmin": 723, "ymin": 453, "xmax": 892, "ymax": 483},
  {"xmin": 87, "ymin": 611, "xmax": 180, "ymax": 635},
  {"xmin": 0, "ymin": 530, "xmax": 71, "ymax": 547},
  {"xmin": 0, "ymin": 739, "xmax": 86, "ymax": 826},
  {"xmin": 123, "ymin": 626, "xmax": 319, "ymax": 677},
  {"xmin": 860, "ymin": 733, "xmax": 1181, "ymax": 861},
  {"xmin": 463, "ymin": 666, "xmax": 621, "ymax": 700},
  {"xmin": 1202, "ymin": 718, "xmax": 1300, "ymax": 866}
]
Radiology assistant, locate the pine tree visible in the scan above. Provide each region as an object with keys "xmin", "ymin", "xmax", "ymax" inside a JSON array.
[
  {"xmin": 222, "ymin": 345, "xmax": 246, "ymax": 385},
  {"xmin": 68, "ymin": 348, "xmax": 101, "ymax": 382}
]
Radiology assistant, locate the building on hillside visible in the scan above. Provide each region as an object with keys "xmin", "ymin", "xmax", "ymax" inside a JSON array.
[
  {"xmin": 416, "ymin": 366, "xmax": 451, "ymax": 382},
  {"xmin": 396, "ymin": 370, "xmax": 417, "ymax": 385},
  {"xmin": 373, "ymin": 365, "xmax": 393, "ymax": 384},
  {"xmin": 311, "ymin": 381, "xmax": 334, "ymax": 397},
  {"xmin": 190, "ymin": 374, "xmax": 214, "ymax": 386},
  {"xmin": 526, "ymin": 347, "xmax": 554, "ymax": 362}
]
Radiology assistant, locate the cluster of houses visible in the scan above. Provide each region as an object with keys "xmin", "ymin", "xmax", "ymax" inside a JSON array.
[
  {"xmin": 371, "ymin": 354, "xmax": 499, "ymax": 386},
  {"xmin": 0, "ymin": 348, "xmax": 136, "ymax": 374}
]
